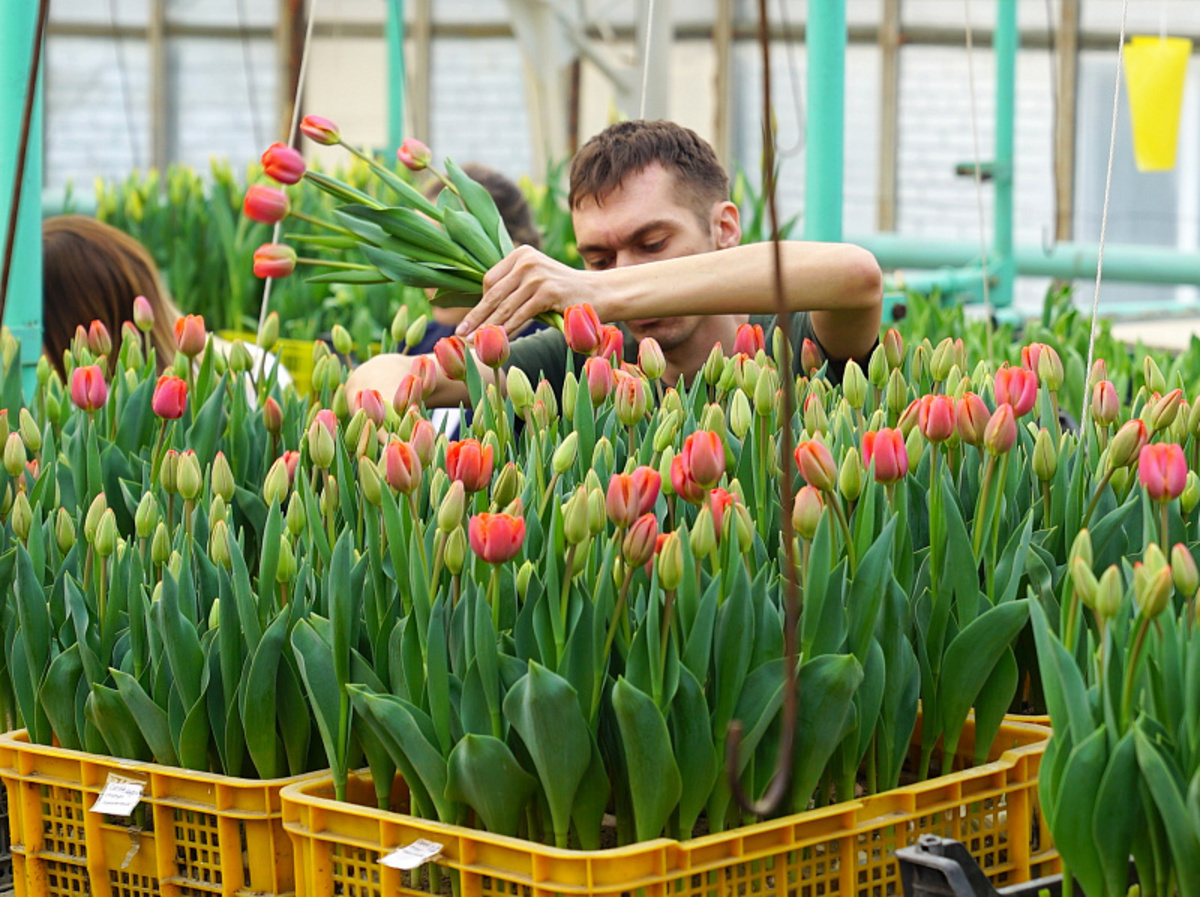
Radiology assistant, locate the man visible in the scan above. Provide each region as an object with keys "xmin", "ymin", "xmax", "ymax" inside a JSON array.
[{"xmin": 347, "ymin": 120, "xmax": 882, "ymax": 406}]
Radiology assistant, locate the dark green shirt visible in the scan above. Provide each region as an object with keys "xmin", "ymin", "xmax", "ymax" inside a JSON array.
[{"xmin": 505, "ymin": 312, "xmax": 852, "ymax": 394}]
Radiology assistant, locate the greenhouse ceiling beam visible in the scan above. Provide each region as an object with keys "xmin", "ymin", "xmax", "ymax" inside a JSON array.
[
  {"xmin": 853, "ymin": 235, "xmax": 1200, "ymax": 287},
  {"xmin": 0, "ymin": 0, "xmax": 45, "ymax": 398}
]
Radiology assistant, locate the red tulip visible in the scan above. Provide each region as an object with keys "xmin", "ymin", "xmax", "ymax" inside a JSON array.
[
  {"xmin": 863, "ymin": 428, "xmax": 908, "ymax": 484},
  {"xmin": 993, "ymin": 365, "xmax": 1038, "ymax": 417},
  {"xmin": 669, "ymin": 453, "xmax": 706, "ymax": 505},
  {"xmin": 253, "ymin": 243, "xmax": 297, "ymax": 279},
  {"xmin": 396, "ymin": 137, "xmax": 432, "ymax": 171},
  {"xmin": 606, "ymin": 466, "xmax": 661, "ymax": 528},
  {"xmin": 733, "ymin": 323, "xmax": 765, "ymax": 358},
  {"xmin": 243, "ymin": 184, "xmax": 291, "ymax": 224},
  {"xmin": 299, "ymin": 115, "xmax": 341, "ymax": 146},
  {"xmin": 707, "ymin": 487, "xmax": 738, "ymax": 536},
  {"xmin": 918, "ymin": 394, "xmax": 956, "ymax": 444},
  {"xmin": 263, "ymin": 396, "xmax": 284, "ymax": 434},
  {"xmin": 599, "ymin": 325, "xmax": 624, "ymax": 362},
  {"xmin": 474, "ymin": 325, "xmax": 510, "ymax": 368},
  {"xmin": 681, "ymin": 430, "xmax": 726, "ymax": 488},
  {"xmin": 564, "ymin": 303, "xmax": 603, "ymax": 355},
  {"xmin": 151, "ymin": 374, "xmax": 188, "ymax": 419},
  {"xmin": 384, "ymin": 439, "xmax": 422, "ymax": 494},
  {"xmin": 434, "ymin": 335, "xmax": 469, "ymax": 381},
  {"xmin": 88, "ymin": 320, "xmax": 112, "ymax": 358},
  {"xmin": 956, "ymin": 392, "xmax": 990, "ymax": 446},
  {"xmin": 983, "ymin": 403, "xmax": 1018, "ymax": 455},
  {"xmin": 70, "ymin": 365, "xmax": 108, "ymax": 412},
  {"xmin": 356, "ymin": 388, "xmax": 387, "ymax": 426},
  {"xmin": 261, "ymin": 142, "xmax": 306, "ymax": 184},
  {"xmin": 801, "ymin": 337, "xmax": 824, "ymax": 375},
  {"xmin": 468, "ymin": 512, "xmax": 526, "ymax": 564},
  {"xmin": 622, "ymin": 513, "xmax": 659, "ymax": 568},
  {"xmin": 794, "ymin": 439, "xmax": 837, "ymax": 492},
  {"xmin": 446, "ymin": 438, "xmax": 494, "ymax": 492},
  {"xmin": 282, "ymin": 450, "xmax": 301, "ymax": 486},
  {"xmin": 1139, "ymin": 442, "xmax": 1187, "ymax": 503},
  {"xmin": 630, "ymin": 466, "xmax": 661, "ymax": 515},
  {"xmin": 583, "ymin": 356, "xmax": 615, "ymax": 405}
]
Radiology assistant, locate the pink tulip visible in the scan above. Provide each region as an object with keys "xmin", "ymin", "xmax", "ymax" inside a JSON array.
[
  {"xmin": 794, "ymin": 440, "xmax": 837, "ymax": 492},
  {"xmin": 564, "ymin": 304, "xmax": 602, "ymax": 355},
  {"xmin": 263, "ymin": 396, "xmax": 283, "ymax": 434},
  {"xmin": 392, "ymin": 374, "xmax": 424, "ymax": 412},
  {"xmin": 583, "ymin": 356, "xmax": 615, "ymax": 405},
  {"xmin": 253, "ymin": 243, "xmax": 297, "ymax": 279},
  {"xmin": 173, "ymin": 314, "xmax": 207, "ymax": 358},
  {"xmin": 918, "ymin": 394, "xmax": 956, "ymax": 444},
  {"xmin": 598, "ymin": 325, "xmax": 624, "ymax": 362},
  {"xmin": 410, "ymin": 356, "xmax": 438, "ymax": 398},
  {"xmin": 243, "ymin": 184, "xmax": 291, "ymax": 224},
  {"xmin": 638, "ymin": 337, "xmax": 665, "ymax": 380},
  {"xmin": 434, "ymin": 335, "xmax": 469, "ymax": 381},
  {"xmin": 313, "ymin": 408, "xmax": 338, "ymax": 437},
  {"xmin": 468, "ymin": 512, "xmax": 526, "ymax": 564},
  {"xmin": 681, "ymin": 430, "xmax": 726, "ymax": 488},
  {"xmin": 133, "ymin": 295, "xmax": 155, "ymax": 332},
  {"xmin": 261, "ymin": 142, "xmax": 306, "ymax": 184},
  {"xmin": 282, "ymin": 450, "xmax": 301, "ymax": 486},
  {"xmin": 733, "ymin": 323, "xmax": 765, "ymax": 358},
  {"xmin": 70, "ymin": 365, "xmax": 108, "ymax": 412},
  {"xmin": 669, "ymin": 453, "xmax": 706, "ymax": 505},
  {"xmin": 984, "ymin": 403, "xmax": 1018, "ymax": 455},
  {"xmin": 356, "ymin": 388, "xmax": 387, "ymax": 426},
  {"xmin": 300, "ymin": 115, "xmax": 341, "ymax": 146},
  {"xmin": 606, "ymin": 466, "xmax": 661, "ymax": 528},
  {"xmin": 410, "ymin": 418, "xmax": 436, "ymax": 467},
  {"xmin": 474, "ymin": 325, "xmax": 510, "ymax": 368},
  {"xmin": 863, "ymin": 428, "xmax": 908, "ymax": 484},
  {"xmin": 1139, "ymin": 443, "xmax": 1187, "ymax": 503},
  {"xmin": 384, "ymin": 440, "xmax": 422, "ymax": 494},
  {"xmin": 1092, "ymin": 380, "xmax": 1119, "ymax": 426},
  {"xmin": 993, "ymin": 365, "xmax": 1039, "ymax": 417},
  {"xmin": 956, "ymin": 392, "xmax": 990, "ymax": 447},
  {"xmin": 707, "ymin": 487, "xmax": 738, "ymax": 537},
  {"xmin": 396, "ymin": 137, "xmax": 432, "ymax": 171},
  {"xmin": 622, "ymin": 513, "xmax": 659, "ymax": 568},
  {"xmin": 151, "ymin": 374, "xmax": 188, "ymax": 419}
]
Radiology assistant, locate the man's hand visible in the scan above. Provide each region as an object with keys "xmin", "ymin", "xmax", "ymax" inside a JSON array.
[{"xmin": 455, "ymin": 246, "xmax": 600, "ymax": 338}]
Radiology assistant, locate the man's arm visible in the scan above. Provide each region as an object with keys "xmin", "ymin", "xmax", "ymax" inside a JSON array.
[
  {"xmin": 456, "ymin": 241, "xmax": 883, "ymax": 360},
  {"xmin": 346, "ymin": 351, "xmax": 480, "ymax": 410}
]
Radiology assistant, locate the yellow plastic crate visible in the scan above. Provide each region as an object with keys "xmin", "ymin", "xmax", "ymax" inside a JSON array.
[
  {"xmin": 0, "ymin": 729, "xmax": 321, "ymax": 897},
  {"xmin": 281, "ymin": 717, "xmax": 1057, "ymax": 897},
  {"xmin": 217, "ymin": 330, "xmax": 317, "ymax": 396}
]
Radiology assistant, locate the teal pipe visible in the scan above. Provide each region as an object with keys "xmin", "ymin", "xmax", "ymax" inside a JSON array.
[
  {"xmin": 990, "ymin": 0, "xmax": 1017, "ymax": 308},
  {"xmin": 805, "ymin": 0, "xmax": 845, "ymax": 241},
  {"xmin": 853, "ymin": 234, "xmax": 1200, "ymax": 287},
  {"xmin": 385, "ymin": 0, "xmax": 406, "ymax": 154},
  {"xmin": 0, "ymin": 0, "xmax": 44, "ymax": 399}
]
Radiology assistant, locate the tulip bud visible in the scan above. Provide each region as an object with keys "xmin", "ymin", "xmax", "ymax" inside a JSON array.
[
  {"xmin": 638, "ymin": 338, "xmax": 666, "ymax": 380},
  {"xmin": 1072, "ymin": 557, "xmax": 1099, "ymax": 609},
  {"xmin": 84, "ymin": 492, "xmax": 108, "ymax": 544},
  {"xmin": 307, "ymin": 419, "xmax": 336, "ymax": 470},
  {"xmin": 507, "ymin": 366, "xmax": 534, "ymax": 416},
  {"xmin": 18, "ymin": 408, "xmax": 41, "ymax": 454},
  {"xmin": 176, "ymin": 450, "xmax": 203, "ymax": 501},
  {"xmin": 438, "ymin": 480, "xmax": 466, "ymax": 534},
  {"xmin": 1144, "ymin": 356, "xmax": 1167, "ymax": 395},
  {"xmin": 3, "ymin": 432, "xmax": 25, "ymax": 478},
  {"xmin": 905, "ymin": 426, "xmax": 925, "ymax": 472},
  {"xmin": 755, "ymin": 367, "xmax": 779, "ymax": 418},
  {"xmin": 330, "ymin": 324, "xmax": 353, "ymax": 358},
  {"xmin": 320, "ymin": 476, "xmax": 339, "ymax": 520},
  {"xmin": 208, "ymin": 451, "xmax": 234, "ymax": 503},
  {"xmin": 729, "ymin": 390, "xmax": 752, "ymax": 439},
  {"xmin": 1108, "ymin": 419, "xmax": 1148, "ymax": 470},
  {"xmin": 1172, "ymin": 543, "xmax": 1199, "ymax": 597},
  {"xmin": 691, "ymin": 506, "xmax": 716, "ymax": 559},
  {"xmin": 700, "ymin": 404, "xmax": 727, "ymax": 440},
  {"xmin": 1032, "ymin": 428, "xmax": 1057, "ymax": 482},
  {"xmin": 270, "ymin": 534, "xmax": 295, "ymax": 585},
  {"xmin": 254, "ymin": 310, "xmax": 280, "ymax": 354},
  {"xmin": 135, "ymin": 493, "xmax": 160, "ymax": 539},
  {"xmin": 614, "ymin": 374, "xmax": 648, "ymax": 427},
  {"xmin": 560, "ymin": 371, "xmax": 579, "ymax": 421},
  {"xmin": 838, "ymin": 447, "xmax": 864, "ymax": 502},
  {"xmin": 587, "ymin": 487, "xmax": 607, "ymax": 536},
  {"xmin": 405, "ymin": 315, "xmax": 428, "ymax": 351},
  {"xmin": 593, "ymin": 435, "xmax": 615, "ymax": 473},
  {"xmin": 151, "ymin": 522, "xmax": 171, "ymax": 566},
  {"xmin": 515, "ymin": 560, "xmax": 536, "ymax": 598},
  {"xmin": 358, "ymin": 456, "xmax": 383, "ymax": 507},
  {"xmin": 1067, "ymin": 527, "xmax": 1093, "ymax": 569},
  {"xmin": 653, "ymin": 409, "xmax": 681, "ymax": 453},
  {"xmin": 224, "ymin": 339, "xmax": 252, "ymax": 375},
  {"xmin": 94, "ymin": 508, "xmax": 118, "ymax": 557},
  {"xmin": 207, "ymin": 519, "xmax": 231, "ymax": 568},
  {"xmin": 656, "ymin": 532, "xmax": 684, "ymax": 591},
  {"xmin": 1146, "ymin": 388, "xmax": 1184, "ymax": 434},
  {"xmin": 1135, "ymin": 562, "xmax": 1172, "ymax": 619},
  {"xmin": 159, "ymin": 448, "xmax": 179, "ymax": 494},
  {"xmin": 983, "ymin": 404, "xmax": 1017, "ymax": 456},
  {"xmin": 1094, "ymin": 565, "xmax": 1123, "ymax": 620},
  {"xmin": 802, "ymin": 393, "xmax": 829, "ymax": 435},
  {"xmin": 492, "ymin": 462, "xmax": 521, "ymax": 510},
  {"xmin": 262, "ymin": 457, "xmax": 290, "ymax": 507},
  {"xmin": 623, "ymin": 513, "xmax": 659, "ymax": 567},
  {"xmin": 553, "ymin": 432, "xmax": 578, "ymax": 475},
  {"xmin": 792, "ymin": 485, "xmax": 824, "ymax": 541},
  {"xmin": 286, "ymin": 494, "xmax": 306, "ymax": 536},
  {"xmin": 1184, "ymin": 471, "xmax": 1200, "ymax": 515},
  {"xmin": 53, "ymin": 506, "xmax": 76, "ymax": 555},
  {"xmin": 209, "ymin": 494, "xmax": 227, "ymax": 526},
  {"xmin": 837, "ymin": 359, "xmax": 866, "ymax": 410},
  {"xmin": 885, "ymin": 367, "xmax": 908, "ymax": 416},
  {"xmin": 10, "ymin": 492, "xmax": 31, "ymax": 541},
  {"xmin": 562, "ymin": 487, "xmax": 590, "ymax": 545}
]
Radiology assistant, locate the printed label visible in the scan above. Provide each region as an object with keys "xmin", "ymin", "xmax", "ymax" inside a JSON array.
[
  {"xmin": 380, "ymin": 839, "xmax": 444, "ymax": 870},
  {"xmin": 91, "ymin": 774, "xmax": 146, "ymax": 816}
]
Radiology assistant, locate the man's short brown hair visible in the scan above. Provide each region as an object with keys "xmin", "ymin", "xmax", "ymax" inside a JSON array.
[{"xmin": 568, "ymin": 120, "xmax": 728, "ymax": 222}]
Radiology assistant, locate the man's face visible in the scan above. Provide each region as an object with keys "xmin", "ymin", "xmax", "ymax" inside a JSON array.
[{"xmin": 571, "ymin": 163, "xmax": 725, "ymax": 352}]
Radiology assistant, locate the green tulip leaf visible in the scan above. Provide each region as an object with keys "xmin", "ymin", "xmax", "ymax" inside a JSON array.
[
  {"xmin": 670, "ymin": 666, "xmax": 717, "ymax": 836},
  {"xmin": 1094, "ymin": 729, "xmax": 1140, "ymax": 897},
  {"xmin": 86, "ymin": 684, "xmax": 152, "ymax": 762},
  {"xmin": 571, "ymin": 737, "xmax": 610, "ymax": 850},
  {"xmin": 445, "ymin": 734, "xmax": 537, "ymax": 836},
  {"xmin": 1135, "ymin": 725, "xmax": 1200, "ymax": 897},
  {"xmin": 971, "ymin": 646, "xmax": 1018, "ymax": 767},
  {"xmin": 40, "ymin": 644, "xmax": 84, "ymax": 750},
  {"xmin": 111, "ymin": 667, "xmax": 178, "ymax": 767},
  {"xmin": 292, "ymin": 618, "xmax": 344, "ymax": 779},
  {"xmin": 790, "ymin": 654, "xmax": 864, "ymax": 812},
  {"xmin": 1053, "ymin": 727, "xmax": 1109, "ymax": 897},
  {"xmin": 612, "ymin": 676, "xmax": 681, "ymax": 843}
]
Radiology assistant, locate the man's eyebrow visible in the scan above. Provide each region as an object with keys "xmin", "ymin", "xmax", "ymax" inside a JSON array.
[{"xmin": 577, "ymin": 219, "xmax": 677, "ymax": 256}]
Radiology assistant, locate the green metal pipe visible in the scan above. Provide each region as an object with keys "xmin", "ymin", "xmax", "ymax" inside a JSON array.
[
  {"xmin": 385, "ymin": 0, "xmax": 406, "ymax": 155},
  {"xmin": 805, "ymin": 0, "xmax": 845, "ymax": 241},
  {"xmin": 0, "ymin": 0, "xmax": 44, "ymax": 399},
  {"xmin": 854, "ymin": 233, "xmax": 1200, "ymax": 286},
  {"xmin": 990, "ymin": 0, "xmax": 1017, "ymax": 308}
]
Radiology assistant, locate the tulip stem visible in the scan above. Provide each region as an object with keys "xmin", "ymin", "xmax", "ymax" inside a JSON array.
[
  {"xmin": 1160, "ymin": 500, "xmax": 1170, "ymax": 553},
  {"xmin": 407, "ymin": 492, "xmax": 429, "ymax": 572},
  {"xmin": 1120, "ymin": 613, "xmax": 1153, "ymax": 728},
  {"xmin": 488, "ymin": 566, "xmax": 501, "ymax": 633},
  {"xmin": 659, "ymin": 588, "xmax": 677, "ymax": 665},
  {"xmin": 537, "ymin": 472, "xmax": 560, "ymax": 520},
  {"xmin": 826, "ymin": 492, "xmax": 857, "ymax": 574},
  {"xmin": 1081, "ymin": 467, "xmax": 1116, "ymax": 530},
  {"xmin": 287, "ymin": 209, "xmax": 353, "ymax": 233},
  {"xmin": 557, "ymin": 543, "xmax": 578, "ymax": 662},
  {"xmin": 595, "ymin": 565, "xmax": 636, "ymax": 717},
  {"xmin": 150, "ymin": 419, "xmax": 170, "ymax": 487},
  {"xmin": 928, "ymin": 450, "xmax": 941, "ymax": 599},
  {"xmin": 971, "ymin": 456, "xmax": 998, "ymax": 560}
]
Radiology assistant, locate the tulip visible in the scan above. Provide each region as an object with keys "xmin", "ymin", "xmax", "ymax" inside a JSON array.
[
  {"xmin": 1172, "ymin": 543, "xmax": 1199, "ymax": 597},
  {"xmin": 1091, "ymin": 380, "xmax": 1119, "ymax": 426},
  {"xmin": 226, "ymin": 339, "xmax": 253, "ymax": 374},
  {"xmin": 243, "ymin": 184, "xmax": 290, "ymax": 224},
  {"xmin": 1094, "ymin": 565, "xmax": 1123, "ymax": 620},
  {"xmin": 474, "ymin": 325, "xmax": 510, "ymax": 368},
  {"xmin": 172, "ymin": 314, "xmax": 207, "ymax": 359},
  {"xmin": 863, "ymin": 427, "xmax": 908, "ymax": 484},
  {"xmin": 18, "ymin": 408, "xmax": 39, "ymax": 454},
  {"xmin": 446, "ymin": 438, "xmax": 494, "ymax": 492},
  {"xmin": 1134, "ymin": 562, "xmax": 1172, "ymax": 619},
  {"xmin": 638, "ymin": 338, "xmax": 666, "ymax": 380},
  {"xmin": 1072, "ymin": 557, "xmax": 1099, "ymax": 609},
  {"xmin": 838, "ymin": 447, "xmax": 864, "ymax": 502},
  {"xmin": 1145, "ymin": 388, "xmax": 1184, "ymax": 434},
  {"xmin": 983, "ymin": 403, "xmax": 1017, "ymax": 456},
  {"xmin": 396, "ymin": 137, "xmax": 432, "ymax": 171},
  {"xmin": 70, "ymin": 365, "xmax": 108, "ymax": 412},
  {"xmin": 356, "ymin": 388, "xmax": 387, "ymax": 427},
  {"xmin": 993, "ymin": 365, "xmax": 1038, "ymax": 417},
  {"xmin": 1138, "ymin": 442, "xmax": 1187, "ymax": 503},
  {"xmin": 151, "ymin": 374, "xmax": 188, "ymax": 419},
  {"xmin": 669, "ymin": 452, "xmax": 706, "ymax": 504},
  {"xmin": 707, "ymin": 487, "xmax": 739, "ymax": 538},
  {"xmin": 918, "ymin": 394, "xmax": 956, "ymax": 444},
  {"xmin": 383, "ymin": 440, "xmax": 422, "ymax": 494},
  {"xmin": 729, "ymin": 390, "xmax": 752, "ymax": 439},
  {"xmin": 132, "ymin": 294, "xmax": 155, "ymax": 333},
  {"xmin": 253, "ymin": 243, "xmax": 297, "ymax": 279},
  {"xmin": 733, "ymin": 323, "xmax": 765, "ymax": 358},
  {"xmin": 598, "ymin": 325, "xmax": 624, "ymax": 362},
  {"xmin": 1032, "ymin": 428, "xmax": 1057, "ymax": 482},
  {"xmin": 1108, "ymin": 419, "xmax": 1148, "ymax": 470},
  {"xmin": 882, "ymin": 328, "xmax": 904, "ymax": 369},
  {"xmin": 842, "ymin": 360, "xmax": 868, "ymax": 410},
  {"xmin": 794, "ymin": 439, "xmax": 837, "ymax": 492},
  {"xmin": 552, "ymin": 432, "xmax": 578, "ymax": 475},
  {"xmin": 1144, "ymin": 356, "xmax": 1167, "ymax": 395},
  {"xmin": 405, "ymin": 314, "xmax": 428, "ymax": 350},
  {"xmin": 562, "ymin": 487, "xmax": 590, "ymax": 545},
  {"xmin": 564, "ymin": 303, "xmax": 603, "ymax": 355},
  {"xmin": 261, "ymin": 142, "xmax": 306, "ymax": 184},
  {"xmin": 2, "ymin": 433, "xmax": 24, "ymax": 479},
  {"xmin": 613, "ymin": 374, "xmax": 648, "ymax": 427},
  {"xmin": 392, "ymin": 374, "xmax": 424, "ymax": 412},
  {"xmin": 506, "ymin": 367, "xmax": 535, "ymax": 416},
  {"xmin": 607, "ymin": 473, "xmax": 643, "ymax": 528},
  {"xmin": 307, "ymin": 418, "xmax": 336, "ymax": 470},
  {"xmin": 176, "ymin": 450, "xmax": 203, "ymax": 501},
  {"xmin": 85, "ymin": 320, "xmax": 113, "ymax": 359},
  {"xmin": 792, "ymin": 485, "xmax": 824, "ymax": 541},
  {"xmin": 680, "ymin": 430, "xmax": 725, "ymax": 488},
  {"xmin": 956, "ymin": 392, "xmax": 989, "ymax": 446},
  {"xmin": 583, "ymin": 356, "xmax": 615, "ymax": 405},
  {"xmin": 409, "ymin": 418, "xmax": 435, "ymax": 468},
  {"xmin": 1036, "ymin": 346, "xmax": 1064, "ymax": 392},
  {"xmin": 801, "ymin": 338, "xmax": 824, "ymax": 376},
  {"xmin": 622, "ymin": 513, "xmax": 659, "ymax": 568},
  {"xmin": 656, "ymin": 532, "xmax": 684, "ymax": 591},
  {"xmin": 703, "ymin": 343, "xmax": 726, "ymax": 386},
  {"xmin": 211, "ymin": 451, "xmax": 235, "ymax": 503},
  {"xmin": 300, "ymin": 114, "xmax": 341, "ymax": 145}
]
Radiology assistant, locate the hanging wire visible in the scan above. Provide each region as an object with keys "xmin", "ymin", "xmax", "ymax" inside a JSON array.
[
  {"xmin": 235, "ymin": 0, "xmax": 266, "ymax": 153},
  {"xmin": 637, "ymin": 0, "xmax": 657, "ymax": 119},
  {"xmin": 1081, "ymin": 0, "xmax": 1130, "ymax": 426},
  {"xmin": 256, "ymin": 0, "xmax": 319, "ymax": 335},
  {"xmin": 108, "ymin": 0, "xmax": 142, "ymax": 170},
  {"xmin": 962, "ymin": 0, "xmax": 994, "ymax": 361}
]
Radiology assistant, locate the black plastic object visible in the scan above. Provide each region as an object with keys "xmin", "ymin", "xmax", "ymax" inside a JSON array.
[
  {"xmin": 897, "ymin": 835, "xmax": 1062, "ymax": 897},
  {"xmin": 0, "ymin": 787, "xmax": 10, "ymax": 890}
]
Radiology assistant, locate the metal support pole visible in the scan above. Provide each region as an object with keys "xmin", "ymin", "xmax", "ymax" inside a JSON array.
[
  {"xmin": 805, "ymin": 0, "xmax": 846, "ymax": 240},
  {"xmin": 877, "ymin": 0, "xmax": 901, "ymax": 231},
  {"xmin": 0, "ymin": 0, "xmax": 45, "ymax": 399},
  {"xmin": 385, "ymin": 0, "xmax": 406, "ymax": 154},
  {"xmin": 991, "ymin": 0, "xmax": 1017, "ymax": 308}
]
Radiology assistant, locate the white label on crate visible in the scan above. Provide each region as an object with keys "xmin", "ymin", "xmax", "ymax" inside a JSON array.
[
  {"xmin": 379, "ymin": 839, "xmax": 444, "ymax": 870},
  {"xmin": 90, "ymin": 774, "xmax": 145, "ymax": 816}
]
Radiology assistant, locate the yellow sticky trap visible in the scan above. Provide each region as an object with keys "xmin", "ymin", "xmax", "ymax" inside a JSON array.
[{"xmin": 1124, "ymin": 35, "xmax": 1192, "ymax": 172}]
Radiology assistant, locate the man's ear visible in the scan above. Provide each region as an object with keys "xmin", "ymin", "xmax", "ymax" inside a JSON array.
[{"xmin": 712, "ymin": 200, "xmax": 741, "ymax": 249}]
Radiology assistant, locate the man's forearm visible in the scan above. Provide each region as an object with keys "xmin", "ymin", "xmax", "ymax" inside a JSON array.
[{"xmin": 346, "ymin": 353, "xmax": 478, "ymax": 409}]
